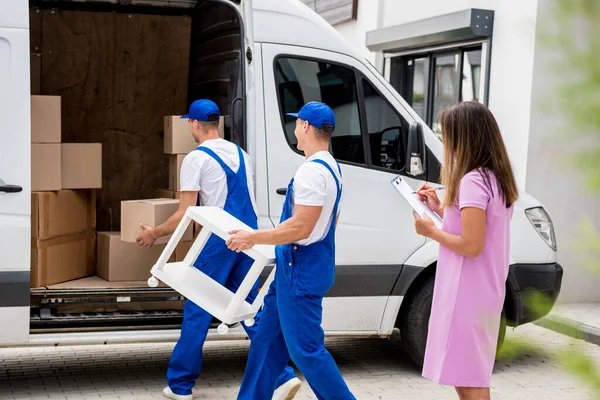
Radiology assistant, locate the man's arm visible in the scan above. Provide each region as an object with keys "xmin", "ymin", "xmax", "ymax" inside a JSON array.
[
  {"xmin": 136, "ymin": 191, "xmax": 198, "ymax": 247},
  {"xmin": 226, "ymin": 205, "xmax": 321, "ymax": 252}
]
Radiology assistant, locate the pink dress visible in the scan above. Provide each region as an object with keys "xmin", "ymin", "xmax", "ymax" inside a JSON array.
[{"xmin": 422, "ymin": 170, "xmax": 514, "ymax": 387}]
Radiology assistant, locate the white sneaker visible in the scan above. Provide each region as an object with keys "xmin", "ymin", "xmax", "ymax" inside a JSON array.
[
  {"xmin": 162, "ymin": 386, "xmax": 193, "ymax": 400},
  {"xmin": 272, "ymin": 377, "xmax": 302, "ymax": 400}
]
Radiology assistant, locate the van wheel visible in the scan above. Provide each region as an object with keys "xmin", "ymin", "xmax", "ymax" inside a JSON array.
[
  {"xmin": 400, "ymin": 277, "xmax": 434, "ymax": 368},
  {"xmin": 399, "ymin": 277, "xmax": 508, "ymax": 367}
]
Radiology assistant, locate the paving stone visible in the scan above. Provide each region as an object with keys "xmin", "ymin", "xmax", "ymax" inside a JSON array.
[{"xmin": 1, "ymin": 325, "xmax": 599, "ymax": 399}]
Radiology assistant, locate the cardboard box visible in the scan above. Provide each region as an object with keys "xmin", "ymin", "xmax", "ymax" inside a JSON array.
[
  {"xmin": 120, "ymin": 199, "xmax": 193, "ymax": 244},
  {"xmin": 61, "ymin": 143, "xmax": 102, "ymax": 189},
  {"xmin": 168, "ymin": 154, "xmax": 186, "ymax": 191},
  {"xmin": 175, "ymin": 241, "xmax": 193, "ymax": 262},
  {"xmin": 153, "ymin": 191, "xmax": 201, "ymax": 235},
  {"xmin": 31, "ymin": 230, "xmax": 95, "ymax": 287},
  {"xmin": 164, "ymin": 116, "xmax": 197, "ymax": 155},
  {"xmin": 164, "ymin": 116, "xmax": 224, "ymax": 154},
  {"xmin": 31, "ymin": 144, "xmax": 61, "ymax": 191},
  {"xmin": 31, "ymin": 95, "xmax": 61, "ymax": 143},
  {"xmin": 97, "ymin": 232, "xmax": 169, "ymax": 282},
  {"xmin": 32, "ymin": 190, "xmax": 96, "ymax": 240},
  {"xmin": 155, "ymin": 189, "xmax": 180, "ymax": 199}
]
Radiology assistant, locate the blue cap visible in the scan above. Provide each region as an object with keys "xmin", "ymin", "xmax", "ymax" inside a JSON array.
[
  {"xmin": 181, "ymin": 99, "xmax": 220, "ymax": 122},
  {"xmin": 287, "ymin": 101, "xmax": 335, "ymax": 132}
]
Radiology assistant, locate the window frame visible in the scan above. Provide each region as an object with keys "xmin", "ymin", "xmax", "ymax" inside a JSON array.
[
  {"xmin": 386, "ymin": 40, "xmax": 490, "ymax": 127},
  {"xmin": 272, "ymin": 54, "xmax": 414, "ymax": 176}
]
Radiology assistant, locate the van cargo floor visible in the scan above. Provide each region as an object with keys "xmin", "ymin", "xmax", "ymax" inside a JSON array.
[
  {"xmin": 33, "ymin": 275, "xmax": 170, "ymax": 290},
  {"xmin": 31, "ymin": 275, "xmax": 177, "ymax": 298}
]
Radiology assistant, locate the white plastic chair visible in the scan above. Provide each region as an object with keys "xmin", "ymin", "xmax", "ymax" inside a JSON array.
[{"xmin": 148, "ymin": 206, "xmax": 276, "ymax": 334}]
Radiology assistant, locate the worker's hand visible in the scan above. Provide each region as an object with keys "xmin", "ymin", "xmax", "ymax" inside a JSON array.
[
  {"xmin": 226, "ymin": 230, "xmax": 257, "ymax": 253},
  {"xmin": 137, "ymin": 224, "xmax": 157, "ymax": 247},
  {"xmin": 413, "ymin": 212, "xmax": 436, "ymax": 238},
  {"xmin": 416, "ymin": 183, "xmax": 442, "ymax": 214}
]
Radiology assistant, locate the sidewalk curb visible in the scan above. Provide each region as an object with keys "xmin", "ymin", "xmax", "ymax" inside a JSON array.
[{"xmin": 535, "ymin": 315, "xmax": 600, "ymax": 346}]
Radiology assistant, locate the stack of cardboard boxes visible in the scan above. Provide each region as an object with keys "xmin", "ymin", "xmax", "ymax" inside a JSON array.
[
  {"xmin": 31, "ymin": 106, "xmax": 223, "ymax": 287},
  {"xmin": 30, "ymin": 95, "xmax": 102, "ymax": 287}
]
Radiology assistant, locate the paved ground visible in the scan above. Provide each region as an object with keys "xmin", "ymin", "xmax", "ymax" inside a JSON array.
[{"xmin": 1, "ymin": 325, "xmax": 599, "ymax": 400}]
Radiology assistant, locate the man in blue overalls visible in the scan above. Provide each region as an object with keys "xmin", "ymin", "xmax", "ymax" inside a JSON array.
[
  {"xmin": 226, "ymin": 102, "xmax": 356, "ymax": 400},
  {"xmin": 136, "ymin": 99, "xmax": 300, "ymax": 400}
]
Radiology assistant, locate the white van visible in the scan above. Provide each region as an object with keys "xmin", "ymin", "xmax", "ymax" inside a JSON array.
[{"xmin": 0, "ymin": 0, "xmax": 562, "ymax": 366}]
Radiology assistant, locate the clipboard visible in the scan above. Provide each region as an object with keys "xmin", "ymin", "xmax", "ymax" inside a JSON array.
[{"xmin": 391, "ymin": 175, "xmax": 443, "ymax": 229}]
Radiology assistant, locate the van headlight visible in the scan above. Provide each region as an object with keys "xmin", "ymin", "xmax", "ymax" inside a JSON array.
[{"xmin": 525, "ymin": 207, "xmax": 557, "ymax": 251}]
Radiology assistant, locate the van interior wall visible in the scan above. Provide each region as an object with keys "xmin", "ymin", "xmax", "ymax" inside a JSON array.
[
  {"xmin": 188, "ymin": 4, "xmax": 243, "ymax": 147},
  {"xmin": 30, "ymin": 8, "xmax": 192, "ymax": 231}
]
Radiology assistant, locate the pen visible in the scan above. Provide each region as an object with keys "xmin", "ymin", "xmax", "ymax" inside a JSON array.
[{"xmin": 412, "ymin": 187, "xmax": 445, "ymax": 194}]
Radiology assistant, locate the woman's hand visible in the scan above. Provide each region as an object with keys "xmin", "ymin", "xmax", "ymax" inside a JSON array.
[
  {"xmin": 416, "ymin": 183, "xmax": 442, "ymax": 215},
  {"xmin": 413, "ymin": 212, "xmax": 437, "ymax": 239}
]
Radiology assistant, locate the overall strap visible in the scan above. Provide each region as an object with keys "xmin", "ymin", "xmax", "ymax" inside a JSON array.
[
  {"xmin": 196, "ymin": 146, "xmax": 234, "ymax": 175},
  {"xmin": 235, "ymin": 145, "xmax": 247, "ymax": 176},
  {"xmin": 311, "ymin": 159, "xmax": 341, "ymax": 192},
  {"xmin": 335, "ymin": 161, "xmax": 343, "ymax": 177},
  {"xmin": 311, "ymin": 159, "xmax": 342, "ymax": 237}
]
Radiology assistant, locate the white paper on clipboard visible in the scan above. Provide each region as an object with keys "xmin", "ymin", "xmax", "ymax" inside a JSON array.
[{"xmin": 391, "ymin": 175, "xmax": 443, "ymax": 229}]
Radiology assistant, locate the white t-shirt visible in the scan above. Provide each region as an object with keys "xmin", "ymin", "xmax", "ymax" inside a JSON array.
[
  {"xmin": 293, "ymin": 151, "xmax": 343, "ymax": 246},
  {"xmin": 179, "ymin": 138, "xmax": 257, "ymax": 214}
]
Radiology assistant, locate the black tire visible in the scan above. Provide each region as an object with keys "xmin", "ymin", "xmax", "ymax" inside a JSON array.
[
  {"xmin": 400, "ymin": 277, "xmax": 508, "ymax": 367},
  {"xmin": 400, "ymin": 277, "xmax": 434, "ymax": 368}
]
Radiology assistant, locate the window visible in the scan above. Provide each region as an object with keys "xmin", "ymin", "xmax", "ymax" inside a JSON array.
[
  {"xmin": 274, "ymin": 56, "xmax": 413, "ymax": 176},
  {"xmin": 275, "ymin": 57, "xmax": 365, "ymax": 165},
  {"xmin": 362, "ymin": 79, "xmax": 409, "ymax": 172},
  {"xmin": 388, "ymin": 44, "xmax": 486, "ymax": 138}
]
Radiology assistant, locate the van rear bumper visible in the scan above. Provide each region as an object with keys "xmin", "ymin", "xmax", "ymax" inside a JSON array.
[{"xmin": 506, "ymin": 263, "xmax": 563, "ymax": 326}]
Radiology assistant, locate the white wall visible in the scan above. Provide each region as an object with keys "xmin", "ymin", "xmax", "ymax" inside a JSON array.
[
  {"xmin": 333, "ymin": 0, "xmax": 379, "ymax": 63},
  {"xmin": 335, "ymin": 0, "xmax": 540, "ymax": 188}
]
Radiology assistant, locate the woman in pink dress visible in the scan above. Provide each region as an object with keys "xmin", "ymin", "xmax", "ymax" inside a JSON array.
[{"xmin": 413, "ymin": 101, "xmax": 519, "ymax": 400}]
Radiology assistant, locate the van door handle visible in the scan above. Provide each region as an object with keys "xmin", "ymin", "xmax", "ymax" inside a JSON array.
[
  {"xmin": 0, "ymin": 184, "xmax": 23, "ymax": 193},
  {"xmin": 276, "ymin": 188, "xmax": 287, "ymax": 195}
]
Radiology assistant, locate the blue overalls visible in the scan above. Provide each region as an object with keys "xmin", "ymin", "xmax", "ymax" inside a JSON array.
[
  {"xmin": 167, "ymin": 145, "xmax": 296, "ymax": 396},
  {"xmin": 238, "ymin": 159, "xmax": 356, "ymax": 400}
]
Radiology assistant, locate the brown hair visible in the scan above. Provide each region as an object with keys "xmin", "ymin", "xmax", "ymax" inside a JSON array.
[
  {"xmin": 199, "ymin": 120, "xmax": 220, "ymax": 130},
  {"xmin": 438, "ymin": 101, "xmax": 518, "ymax": 208},
  {"xmin": 312, "ymin": 125, "xmax": 333, "ymax": 141}
]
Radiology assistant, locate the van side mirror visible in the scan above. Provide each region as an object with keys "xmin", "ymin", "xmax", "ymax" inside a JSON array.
[{"xmin": 406, "ymin": 122, "xmax": 427, "ymax": 177}]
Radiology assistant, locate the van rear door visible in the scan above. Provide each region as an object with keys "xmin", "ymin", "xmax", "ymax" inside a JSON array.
[{"xmin": 0, "ymin": 0, "xmax": 31, "ymax": 344}]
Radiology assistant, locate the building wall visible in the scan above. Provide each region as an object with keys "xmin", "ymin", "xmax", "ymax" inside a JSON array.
[
  {"xmin": 333, "ymin": 0, "xmax": 379, "ymax": 63},
  {"xmin": 525, "ymin": 0, "xmax": 600, "ymax": 303}
]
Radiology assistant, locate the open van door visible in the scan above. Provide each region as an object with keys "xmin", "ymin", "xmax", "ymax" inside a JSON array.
[{"xmin": 0, "ymin": 0, "xmax": 31, "ymax": 344}]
